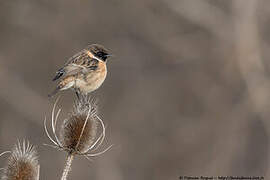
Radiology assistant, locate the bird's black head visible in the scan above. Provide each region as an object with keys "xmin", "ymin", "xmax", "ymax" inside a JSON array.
[{"xmin": 87, "ymin": 44, "xmax": 112, "ymax": 62}]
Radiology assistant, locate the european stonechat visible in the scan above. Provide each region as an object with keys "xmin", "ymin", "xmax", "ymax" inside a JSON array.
[{"xmin": 49, "ymin": 44, "xmax": 112, "ymax": 98}]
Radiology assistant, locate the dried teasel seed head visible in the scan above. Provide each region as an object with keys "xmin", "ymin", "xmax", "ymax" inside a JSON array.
[
  {"xmin": 44, "ymin": 95, "xmax": 112, "ymax": 158},
  {"xmin": 60, "ymin": 114, "xmax": 98, "ymax": 154},
  {"xmin": 2, "ymin": 141, "xmax": 40, "ymax": 180},
  {"xmin": 59, "ymin": 97, "xmax": 98, "ymax": 154}
]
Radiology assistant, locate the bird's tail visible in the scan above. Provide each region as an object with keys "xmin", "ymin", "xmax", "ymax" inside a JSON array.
[
  {"xmin": 53, "ymin": 68, "xmax": 65, "ymax": 81},
  {"xmin": 48, "ymin": 86, "xmax": 60, "ymax": 98}
]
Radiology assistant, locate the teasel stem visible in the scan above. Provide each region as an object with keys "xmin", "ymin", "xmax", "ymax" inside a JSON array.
[
  {"xmin": 60, "ymin": 108, "xmax": 90, "ymax": 180},
  {"xmin": 61, "ymin": 153, "xmax": 75, "ymax": 180}
]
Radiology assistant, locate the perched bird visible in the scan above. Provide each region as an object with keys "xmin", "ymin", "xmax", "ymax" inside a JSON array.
[{"xmin": 49, "ymin": 44, "xmax": 112, "ymax": 98}]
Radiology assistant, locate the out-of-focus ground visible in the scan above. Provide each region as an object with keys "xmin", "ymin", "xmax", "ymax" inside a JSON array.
[{"xmin": 0, "ymin": 0, "xmax": 269, "ymax": 179}]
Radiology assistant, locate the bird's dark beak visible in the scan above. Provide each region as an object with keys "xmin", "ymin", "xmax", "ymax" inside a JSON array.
[{"xmin": 105, "ymin": 54, "xmax": 113, "ymax": 58}]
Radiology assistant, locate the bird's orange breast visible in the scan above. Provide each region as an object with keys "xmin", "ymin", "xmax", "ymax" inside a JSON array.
[{"xmin": 75, "ymin": 61, "xmax": 107, "ymax": 94}]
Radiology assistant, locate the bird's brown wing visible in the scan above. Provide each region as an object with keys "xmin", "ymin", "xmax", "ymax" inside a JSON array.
[
  {"xmin": 53, "ymin": 50, "xmax": 99, "ymax": 81},
  {"xmin": 65, "ymin": 50, "xmax": 89, "ymax": 66},
  {"xmin": 64, "ymin": 50, "xmax": 99, "ymax": 73}
]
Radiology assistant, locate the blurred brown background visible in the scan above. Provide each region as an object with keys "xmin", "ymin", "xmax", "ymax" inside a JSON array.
[{"xmin": 0, "ymin": 0, "xmax": 269, "ymax": 179}]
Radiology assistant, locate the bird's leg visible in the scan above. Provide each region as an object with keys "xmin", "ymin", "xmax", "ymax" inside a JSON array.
[
  {"xmin": 75, "ymin": 89, "xmax": 81, "ymax": 101},
  {"xmin": 73, "ymin": 75, "xmax": 82, "ymax": 101},
  {"xmin": 83, "ymin": 72, "xmax": 88, "ymax": 81}
]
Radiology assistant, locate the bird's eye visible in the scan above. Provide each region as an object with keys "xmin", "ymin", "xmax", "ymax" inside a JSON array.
[{"xmin": 97, "ymin": 52, "xmax": 103, "ymax": 58}]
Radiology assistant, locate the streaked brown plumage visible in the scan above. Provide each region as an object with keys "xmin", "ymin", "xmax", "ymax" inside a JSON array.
[{"xmin": 49, "ymin": 44, "xmax": 112, "ymax": 97}]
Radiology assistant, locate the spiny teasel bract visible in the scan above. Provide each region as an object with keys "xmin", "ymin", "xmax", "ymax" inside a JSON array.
[
  {"xmin": 1, "ymin": 140, "xmax": 40, "ymax": 180},
  {"xmin": 73, "ymin": 95, "xmax": 98, "ymax": 117},
  {"xmin": 44, "ymin": 96, "xmax": 112, "ymax": 158}
]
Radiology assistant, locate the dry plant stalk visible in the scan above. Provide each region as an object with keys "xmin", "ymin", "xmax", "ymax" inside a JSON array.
[{"xmin": 44, "ymin": 96, "xmax": 112, "ymax": 180}]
